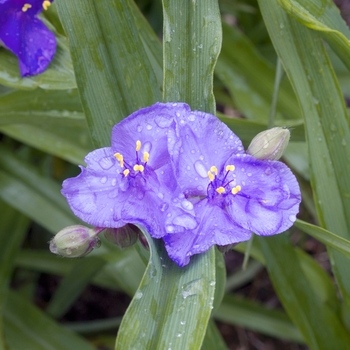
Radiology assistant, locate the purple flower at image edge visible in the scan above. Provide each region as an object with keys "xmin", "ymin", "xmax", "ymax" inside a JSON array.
[
  {"xmin": 163, "ymin": 108, "xmax": 301, "ymax": 266},
  {"xmin": 0, "ymin": 0, "xmax": 56, "ymax": 76},
  {"xmin": 61, "ymin": 102, "xmax": 192, "ymax": 239}
]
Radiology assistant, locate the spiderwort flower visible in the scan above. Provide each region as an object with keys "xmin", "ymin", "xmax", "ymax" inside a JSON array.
[
  {"xmin": 164, "ymin": 106, "xmax": 301, "ymax": 266},
  {"xmin": 61, "ymin": 103, "xmax": 180, "ymax": 239},
  {"xmin": 0, "ymin": 0, "xmax": 56, "ymax": 76}
]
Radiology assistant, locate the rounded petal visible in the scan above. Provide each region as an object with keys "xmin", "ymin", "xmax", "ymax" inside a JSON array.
[
  {"xmin": 111, "ymin": 103, "xmax": 190, "ymax": 170},
  {"xmin": 0, "ymin": 8, "xmax": 56, "ymax": 76},
  {"xmin": 168, "ymin": 108, "xmax": 244, "ymax": 195},
  {"xmin": 61, "ymin": 147, "xmax": 171, "ymax": 238},
  {"xmin": 164, "ymin": 202, "xmax": 252, "ymax": 266},
  {"xmin": 225, "ymin": 155, "xmax": 301, "ymax": 235}
]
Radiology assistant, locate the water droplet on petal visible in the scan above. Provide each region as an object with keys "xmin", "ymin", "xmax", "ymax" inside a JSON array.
[
  {"xmin": 188, "ymin": 114, "xmax": 196, "ymax": 121},
  {"xmin": 100, "ymin": 176, "xmax": 107, "ymax": 184},
  {"xmin": 173, "ymin": 215, "xmax": 197, "ymax": 229},
  {"xmin": 142, "ymin": 141, "xmax": 152, "ymax": 154},
  {"xmin": 99, "ymin": 157, "xmax": 115, "ymax": 170},
  {"xmin": 194, "ymin": 160, "xmax": 208, "ymax": 178},
  {"xmin": 181, "ymin": 200, "xmax": 194, "ymax": 211},
  {"xmin": 160, "ymin": 203, "xmax": 169, "ymax": 212},
  {"xmin": 146, "ymin": 124, "xmax": 153, "ymax": 130},
  {"xmin": 289, "ymin": 214, "xmax": 296, "ymax": 222}
]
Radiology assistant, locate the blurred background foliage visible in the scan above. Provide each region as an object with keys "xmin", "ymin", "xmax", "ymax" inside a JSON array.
[{"xmin": 1, "ymin": 0, "xmax": 350, "ymax": 349}]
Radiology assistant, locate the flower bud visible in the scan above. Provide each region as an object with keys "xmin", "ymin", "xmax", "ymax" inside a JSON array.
[
  {"xmin": 104, "ymin": 224, "xmax": 139, "ymax": 248},
  {"xmin": 247, "ymin": 127, "xmax": 290, "ymax": 160},
  {"xmin": 50, "ymin": 225, "xmax": 101, "ymax": 258}
]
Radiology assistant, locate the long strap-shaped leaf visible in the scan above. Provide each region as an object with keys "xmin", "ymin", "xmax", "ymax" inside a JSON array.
[
  {"xmin": 117, "ymin": 0, "xmax": 222, "ymax": 348},
  {"xmin": 56, "ymin": 0, "xmax": 161, "ymax": 147},
  {"xmin": 257, "ymin": 0, "xmax": 350, "ymax": 347}
]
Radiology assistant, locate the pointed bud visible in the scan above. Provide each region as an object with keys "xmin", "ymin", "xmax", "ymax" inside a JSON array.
[
  {"xmin": 50, "ymin": 225, "xmax": 101, "ymax": 258},
  {"xmin": 104, "ymin": 224, "xmax": 139, "ymax": 248},
  {"xmin": 247, "ymin": 127, "xmax": 290, "ymax": 160}
]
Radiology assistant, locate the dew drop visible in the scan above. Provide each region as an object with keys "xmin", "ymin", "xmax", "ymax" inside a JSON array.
[
  {"xmin": 181, "ymin": 200, "xmax": 194, "ymax": 211},
  {"xmin": 194, "ymin": 160, "xmax": 208, "ymax": 178},
  {"xmin": 100, "ymin": 176, "xmax": 107, "ymax": 184},
  {"xmin": 146, "ymin": 124, "xmax": 153, "ymax": 130},
  {"xmin": 111, "ymin": 178, "xmax": 117, "ymax": 186},
  {"xmin": 134, "ymin": 291, "xmax": 143, "ymax": 299},
  {"xmin": 142, "ymin": 141, "xmax": 152, "ymax": 154},
  {"xmin": 137, "ymin": 124, "xmax": 143, "ymax": 132},
  {"xmin": 160, "ymin": 203, "xmax": 169, "ymax": 212},
  {"xmin": 289, "ymin": 214, "xmax": 296, "ymax": 222},
  {"xmin": 188, "ymin": 114, "xmax": 196, "ymax": 121},
  {"xmin": 166, "ymin": 225, "xmax": 175, "ymax": 233},
  {"xmin": 99, "ymin": 157, "xmax": 114, "ymax": 170},
  {"xmin": 173, "ymin": 215, "xmax": 197, "ymax": 229}
]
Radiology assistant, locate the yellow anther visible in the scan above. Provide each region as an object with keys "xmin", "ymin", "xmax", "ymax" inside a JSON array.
[
  {"xmin": 216, "ymin": 187, "xmax": 225, "ymax": 194},
  {"xmin": 231, "ymin": 185, "xmax": 241, "ymax": 195},
  {"xmin": 113, "ymin": 152, "xmax": 124, "ymax": 168},
  {"xmin": 208, "ymin": 171, "xmax": 215, "ymax": 182},
  {"xmin": 136, "ymin": 140, "xmax": 141, "ymax": 151},
  {"xmin": 133, "ymin": 164, "xmax": 144, "ymax": 172},
  {"xmin": 123, "ymin": 169, "xmax": 130, "ymax": 177},
  {"xmin": 143, "ymin": 152, "xmax": 149, "ymax": 163},
  {"xmin": 22, "ymin": 3, "xmax": 32, "ymax": 12},
  {"xmin": 210, "ymin": 166, "xmax": 218, "ymax": 175},
  {"xmin": 226, "ymin": 165, "xmax": 235, "ymax": 172},
  {"xmin": 42, "ymin": 0, "xmax": 51, "ymax": 10}
]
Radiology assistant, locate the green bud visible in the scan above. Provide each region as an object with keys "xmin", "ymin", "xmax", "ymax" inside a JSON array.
[
  {"xmin": 104, "ymin": 224, "xmax": 139, "ymax": 248},
  {"xmin": 247, "ymin": 127, "xmax": 290, "ymax": 160},
  {"xmin": 50, "ymin": 225, "xmax": 101, "ymax": 258}
]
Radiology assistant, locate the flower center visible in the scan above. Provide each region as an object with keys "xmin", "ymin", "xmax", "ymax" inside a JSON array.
[
  {"xmin": 206, "ymin": 165, "xmax": 241, "ymax": 200},
  {"xmin": 113, "ymin": 140, "xmax": 150, "ymax": 178}
]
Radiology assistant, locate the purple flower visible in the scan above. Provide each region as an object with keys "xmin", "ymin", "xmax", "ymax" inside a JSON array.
[
  {"xmin": 61, "ymin": 103, "xmax": 183, "ymax": 239},
  {"xmin": 0, "ymin": 0, "xmax": 56, "ymax": 76},
  {"xmin": 163, "ymin": 107, "xmax": 301, "ymax": 266}
]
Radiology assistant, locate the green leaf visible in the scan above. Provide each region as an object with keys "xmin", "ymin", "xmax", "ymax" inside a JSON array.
[
  {"xmin": 259, "ymin": 0, "xmax": 350, "ymax": 327},
  {"xmin": 56, "ymin": 0, "xmax": 162, "ymax": 147},
  {"xmin": 257, "ymin": 234, "xmax": 350, "ymax": 349},
  {"xmin": 162, "ymin": 0, "xmax": 222, "ymax": 112},
  {"xmin": 115, "ymin": 229, "xmax": 216, "ymax": 349},
  {"xmin": 278, "ymin": 0, "xmax": 350, "ymax": 70},
  {"xmin": 214, "ymin": 294, "xmax": 304, "ymax": 344},
  {"xmin": 4, "ymin": 292, "xmax": 96, "ymax": 350},
  {"xmin": 216, "ymin": 23, "xmax": 301, "ymax": 123},
  {"xmin": 0, "ymin": 89, "xmax": 85, "ymax": 128},
  {"xmin": 201, "ymin": 320, "xmax": 228, "ymax": 350},
  {"xmin": 46, "ymin": 257, "xmax": 107, "ymax": 319},
  {"xmin": 0, "ymin": 203, "xmax": 29, "ymax": 350},
  {"xmin": 295, "ymin": 219, "xmax": 350, "ymax": 259},
  {"xmin": 0, "ymin": 124, "xmax": 91, "ymax": 165},
  {"xmin": 0, "ymin": 34, "xmax": 76, "ymax": 90}
]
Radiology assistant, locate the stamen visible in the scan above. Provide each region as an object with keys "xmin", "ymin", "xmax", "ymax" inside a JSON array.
[
  {"xmin": 123, "ymin": 169, "xmax": 130, "ymax": 177},
  {"xmin": 42, "ymin": 0, "xmax": 51, "ymax": 10},
  {"xmin": 136, "ymin": 140, "xmax": 141, "ymax": 151},
  {"xmin": 133, "ymin": 164, "xmax": 144, "ymax": 172},
  {"xmin": 210, "ymin": 166, "xmax": 218, "ymax": 175},
  {"xmin": 226, "ymin": 165, "xmax": 235, "ymax": 172},
  {"xmin": 22, "ymin": 3, "xmax": 32, "ymax": 11},
  {"xmin": 143, "ymin": 152, "xmax": 149, "ymax": 163},
  {"xmin": 216, "ymin": 186, "xmax": 225, "ymax": 194},
  {"xmin": 113, "ymin": 152, "xmax": 124, "ymax": 168},
  {"xmin": 208, "ymin": 171, "xmax": 215, "ymax": 182},
  {"xmin": 231, "ymin": 185, "xmax": 241, "ymax": 195}
]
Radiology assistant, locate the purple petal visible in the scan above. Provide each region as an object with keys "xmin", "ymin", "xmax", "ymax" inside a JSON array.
[
  {"xmin": 164, "ymin": 201, "xmax": 252, "ymax": 266},
  {"xmin": 61, "ymin": 147, "xmax": 173, "ymax": 238},
  {"xmin": 224, "ymin": 154, "xmax": 301, "ymax": 235},
  {"xmin": 111, "ymin": 103, "xmax": 190, "ymax": 170},
  {"xmin": 168, "ymin": 109, "xmax": 244, "ymax": 195},
  {"xmin": 0, "ymin": 3, "xmax": 56, "ymax": 76}
]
